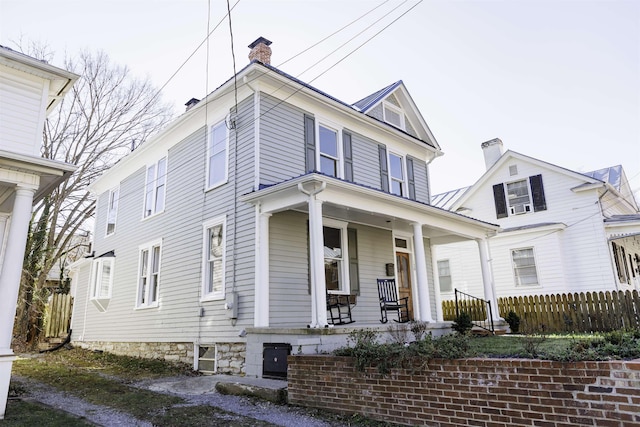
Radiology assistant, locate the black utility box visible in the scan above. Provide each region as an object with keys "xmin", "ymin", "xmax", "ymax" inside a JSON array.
[{"xmin": 263, "ymin": 343, "xmax": 291, "ymax": 379}]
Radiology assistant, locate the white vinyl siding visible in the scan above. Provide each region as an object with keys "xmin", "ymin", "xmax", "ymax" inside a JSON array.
[
  {"xmin": 202, "ymin": 216, "xmax": 226, "ymax": 300},
  {"xmin": 512, "ymin": 247, "xmax": 539, "ymax": 287},
  {"xmin": 144, "ymin": 158, "xmax": 167, "ymax": 218},
  {"xmin": 207, "ymin": 121, "xmax": 228, "ymax": 189},
  {"xmin": 137, "ymin": 240, "xmax": 162, "ymax": 308},
  {"xmin": 106, "ymin": 187, "xmax": 119, "ymax": 235}
]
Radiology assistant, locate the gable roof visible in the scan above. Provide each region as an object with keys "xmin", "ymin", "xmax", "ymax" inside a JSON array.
[
  {"xmin": 449, "ymin": 150, "xmax": 603, "ymax": 211},
  {"xmin": 352, "ymin": 81, "xmax": 402, "ymax": 112},
  {"xmin": 350, "ymin": 80, "xmax": 441, "ymax": 151}
]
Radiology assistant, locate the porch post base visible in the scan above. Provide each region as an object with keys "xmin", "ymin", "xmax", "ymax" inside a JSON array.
[{"xmin": 0, "ymin": 350, "xmax": 17, "ymax": 420}]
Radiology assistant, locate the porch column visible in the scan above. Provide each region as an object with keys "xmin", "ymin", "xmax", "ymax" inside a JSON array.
[
  {"xmin": 254, "ymin": 208, "xmax": 271, "ymax": 327},
  {"xmin": 412, "ymin": 222, "xmax": 433, "ymax": 322},
  {"xmin": 476, "ymin": 238, "xmax": 500, "ymax": 321},
  {"xmin": 0, "ymin": 185, "xmax": 36, "ymax": 420},
  {"xmin": 308, "ymin": 196, "xmax": 327, "ymax": 327}
]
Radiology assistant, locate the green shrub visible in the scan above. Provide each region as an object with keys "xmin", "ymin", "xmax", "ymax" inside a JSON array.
[
  {"xmin": 452, "ymin": 311, "xmax": 473, "ymax": 335},
  {"xmin": 505, "ymin": 311, "xmax": 521, "ymax": 334}
]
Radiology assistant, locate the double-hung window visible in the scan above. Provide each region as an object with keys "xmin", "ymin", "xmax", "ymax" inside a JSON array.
[
  {"xmin": 207, "ymin": 122, "xmax": 228, "ymax": 189},
  {"xmin": 202, "ymin": 217, "xmax": 226, "ymax": 300},
  {"xmin": 144, "ymin": 158, "xmax": 167, "ymax": 218},
  {"xmin": 106, "ymin": 187, "xmax": 119, "ymax": 235},
  {"xmin": 388, "ymin": 152, "xmax": 405, "ymax": 196},
  {"xmin": 437, "ymin": 260, "xmax": 452, "ymax": 293},
  {"xmin": 512, "ymin": 248, "xmax": 539, "ymax": 286},
  {"xmin": 90, "ymin": 257, "xmax": 114, "ymax": 299},
  {"xmin": 90, "ymin": 254, "xmax": 115, "ymax": 312},
  {"xmin": 318, "ymin": 124, "xmax": 340, "ymax": 178},
  {"xmin": 506, "ymin": 180, "xmax": 532, "ymax": 215},
  {"xmin": 137, "ymin": 240, "xmax": 161, "ymax": 308},
  {"xmin": 323, "ymin": 219, "xmax": 350, "ymax": 294}
]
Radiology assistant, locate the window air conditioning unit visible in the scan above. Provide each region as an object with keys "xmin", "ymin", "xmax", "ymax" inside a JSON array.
[{"xmin": 509, "ymin": 204, "xmax": 531, "ymax": 215}]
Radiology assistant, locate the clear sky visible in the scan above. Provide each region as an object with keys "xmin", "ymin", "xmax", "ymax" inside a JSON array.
[{"xmin": 2, "ymin": 0, "xmax": 639, "ymax": 197}]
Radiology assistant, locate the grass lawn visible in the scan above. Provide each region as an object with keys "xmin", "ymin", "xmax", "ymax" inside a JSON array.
[
  {"xmin": 2, "ymin": 399, "xmax": 93, "ymax": 427},
  {"xmin": 468, "ymin": 333, "xmax": 588, "ymax": 358}
]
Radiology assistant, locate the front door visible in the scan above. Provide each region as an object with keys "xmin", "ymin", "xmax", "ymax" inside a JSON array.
[{"xmin": 396, "ymin": 251, "xmax": 413, "ymax": 321}]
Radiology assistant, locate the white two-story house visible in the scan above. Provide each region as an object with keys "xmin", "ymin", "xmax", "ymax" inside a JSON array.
[
  {"xmin": 69, "ymin": 38, "xmax": 501, "ymax": 378},
  {"xmin": 432, "ymin": 138, "xmax": 640, "ymax": 304}
]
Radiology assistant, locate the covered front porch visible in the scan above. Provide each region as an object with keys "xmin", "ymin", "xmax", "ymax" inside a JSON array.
[{"xmin": 241, "ymin": 174, "xmax": 500, "ymax": 377}]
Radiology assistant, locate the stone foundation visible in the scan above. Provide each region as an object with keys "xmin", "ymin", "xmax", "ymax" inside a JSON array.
[{"xmin": 72, "ymin": 340, "xmax": 247, "ymax": 375}]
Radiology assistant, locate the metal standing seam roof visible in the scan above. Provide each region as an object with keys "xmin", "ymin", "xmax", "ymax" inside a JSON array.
[
  {"xmin": 430, "ymin": 187, "xmax": 470, "ymax": 210},
  {"xmin": 582, "ymin": 165, "xmax": 623, "ymax": 191},
  {"xmin": 351, "ymin": 80, "xmax": 403, "ymax": 112}
]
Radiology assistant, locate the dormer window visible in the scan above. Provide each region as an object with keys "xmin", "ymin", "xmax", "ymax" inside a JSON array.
[{"xmin": 383, "ymin": 101, "xmax": 404, "ymax": 130}]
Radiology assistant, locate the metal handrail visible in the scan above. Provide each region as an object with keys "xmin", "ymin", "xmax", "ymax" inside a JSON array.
[{"xmin": 454, "ymin": 289, "xmax": 495, "ymax": 334}]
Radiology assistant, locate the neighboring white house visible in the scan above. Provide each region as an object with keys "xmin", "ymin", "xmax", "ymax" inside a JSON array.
[
  {"xmin": 68, "ymin": 38, "xmax": 501, "ymax": 379},
  {"xmin": 431, "ymin": 138, "xmax": 640, "ymax": 304},
  {"xmin": 0, "ymin": 45, "xmax": 78, "ymax": 420}
]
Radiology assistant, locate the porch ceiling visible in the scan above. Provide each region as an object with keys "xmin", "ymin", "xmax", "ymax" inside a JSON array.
[{"xmin": 241, "ymin": 174, "xmax": 499, "ymax": 242}]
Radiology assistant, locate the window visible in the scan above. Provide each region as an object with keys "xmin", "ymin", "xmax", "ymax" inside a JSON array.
[
  {"xmin": 144, "ymin": 158, "xmax": 167, "ymax": 218},
  {"xmin": 106, "ymin": 187, "xmax": 119, "ymax": 235},
  {"xmin": 389, "ymin": 153, "xmax": 405, "ymax": 196},
  {"xmin": 511, "ymin": 248, "xmax": 539, "ymax": 286},
  {"xmin": 437, "ymin": 260, "xmax": 452, "ymax": 293},
  {"xmin": 493, "ymin": 174, "xmax": 547, "ymax": 219},
  {"xmin": 90, "ymin": 257, "xmax": 114, "ymax": 299},
  {"xmin": 323, "ymin": 220, "xmax": 349, "ymax": 293},
  {"xmin": 202, "ymin": 217, "xmax": 226, "ymax": 300},
  {"xmin": 506, "ymin": 180, "xmax": 532, "ymax": 215},
  {"xmin": 137, "ymin": 240, "xmax": 161, "ymax": 308},
  {"xmin": 318, "ymin": 124, "xmax": 340, "ymax": 177},
  {"xmin": 383, "ymin": 101, "xmax": 404, "ymax": 130},
  {"xmin": 207, "ymin": 122, "xmax": 228, "ymax": 188}
]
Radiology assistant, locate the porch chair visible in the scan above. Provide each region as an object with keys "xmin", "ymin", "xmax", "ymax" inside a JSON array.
[
  {"xmin": 377, "ymin": 278, "xmax": 409, "ymax": 323},
  {"xmin": 326, "ymin": 293, "xmax": 355, "ymax": 325}
]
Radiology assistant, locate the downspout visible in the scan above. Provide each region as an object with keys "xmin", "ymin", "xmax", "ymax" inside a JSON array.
[
  {"xmin": 598, "ymin": 185, "xmax": 620, "ymax": 291},
  {"xmin": 298, "ymin": 181, "xmax": 327, "ymax": 328}
]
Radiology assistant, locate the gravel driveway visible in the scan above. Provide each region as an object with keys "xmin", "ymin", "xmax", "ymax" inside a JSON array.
[{"xmin": 11, "ymin": 375, "xmax": 351, "ymax": 427}]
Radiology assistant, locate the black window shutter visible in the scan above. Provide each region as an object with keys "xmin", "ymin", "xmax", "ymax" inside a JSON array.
[
  {"xmin": 348, "ymin": 228, "xmax": 359, "ymax": 295},
  {"xmin": 493, "ymin": 183, "xmax": 508, "ymax": 219},
  {"xmin": 304, "ymin": 114, "xmax": 316, "ymax": 172},
  {"xmin": 343, "ymin": 131, "xmax": 353, "ymax": 182},
  {"xmin": 530, "ymin": 174, "xmax": 547, "ymax": 212},
  {"xmin": 407, "ymin": 157, "xmax": 416, "ymax": 200},
  {"xmin": 379, "ymin": 145, "xmax": 389, "ymax": 192}
]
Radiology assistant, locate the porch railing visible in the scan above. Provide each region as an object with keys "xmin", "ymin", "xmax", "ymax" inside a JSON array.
[{"xmin": 454, "ymin": 289, "xmax": 494, "ymax": 334}]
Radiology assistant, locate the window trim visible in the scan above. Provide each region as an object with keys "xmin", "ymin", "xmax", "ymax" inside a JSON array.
[
  {"xmin": 90, "ymin": 257, "xmax": 115, "ymax": 300},
  {"xmin": 323, "ymin": 218, "xmax": 350, "ymax": 295},
  {"xmin": 511, "ymin": 247, "xmax": 540, "ymax": 287},
  {"xmin": 136, "ymin": 239, "xmax": 162, "ymax": 309},
  {"xmin": 143, "ymin": 157, "xmax": 167, "ymax": 219},
  {"xmin": 315, "ymin": 120, "xmax": 343, "ymax": 179},
  {"xmin": 201, "ymin": 216, "xmax": 227, "ymax": 301},
  {"xmin": 387, "ymin": 151, "xmax": 407, "ymax": 197},
  {"xmin": 105, "ymin": 187, "xmax": 119, "ymax": 236},
  {"xmin": 437, "ymin": 259, "xmax": 453, "ymax": 293},
  {"xmin": 206, "ymin": 121, "xmax": 229, "ymax": 191},
  {"xmin": 383, "ymin": 101, "xmax": 405, "ymax": 130}
]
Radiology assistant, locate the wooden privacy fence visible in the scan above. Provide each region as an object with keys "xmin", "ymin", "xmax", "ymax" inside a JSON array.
[
  {"xmin": 443, "ymin": 290, "xmax": 640, "ymax": 333},
  {"xmin": 44, "ymin": 293, "xmax": 73, "ymax": 338}
]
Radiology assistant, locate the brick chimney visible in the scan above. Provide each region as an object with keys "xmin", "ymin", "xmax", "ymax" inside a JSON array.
[
  {"xmin": 248, "ymin": 37, "xmax": 272, "ymax": 65},
  {"xmin": 481, "ymin": 138, "xmax": 504, "ymax": 170}
]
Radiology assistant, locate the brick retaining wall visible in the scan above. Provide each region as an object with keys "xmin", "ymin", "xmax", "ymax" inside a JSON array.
[{"xmin": 287, "ymin": 355, "xmax": 640, "ymax": 426}]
